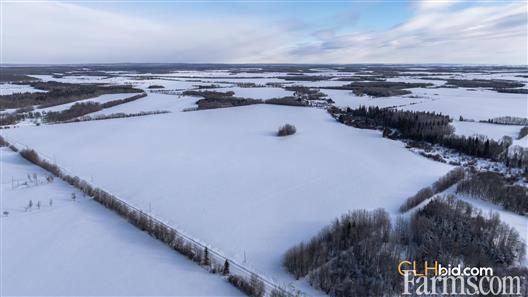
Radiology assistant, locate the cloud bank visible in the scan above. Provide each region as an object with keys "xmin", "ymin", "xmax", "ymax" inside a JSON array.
[{"xmin": 2, "ymin": 1, "xmax": 526, "ymax": 64}]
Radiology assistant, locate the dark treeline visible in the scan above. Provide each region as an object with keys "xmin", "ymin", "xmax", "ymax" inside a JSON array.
[
  {"xmin": 333, "ymin": 75, "xmax": 386, "ymax": 82},
  {"xmin": 9, "ymin": 143, "xmax": 283, "ymax": 297},
  {"xmin": 457, "ymin": 171, "xmax": 528, "ymax": 215},
  {"xmin": 0, "ymin": 81, "xmax": 142, "ymax": 109},
  {"xmin": 445, "ymin": 79, "xmax": 524, "ymax": 89},
  {"xmin": 519, "ymin": 126, "xmax": 528, "ymax": 139},
  {"xmin": 72, "ymin": 110, "xmax": 170, "ymax": 123},
  {"xmin": 399, "ymin": 167, "xmax": 465, "ymax": 212},
  {"xmin": 284, "ymin": 198, "xmax": 527, "ymax": 297},
  {"xmin": 482, "ymin": 116, "xmax": 528, "ymax": 126},
  {"xmin": 147, "ymin": 85, "xmax": 165, "ymax": 89},
  {"xmin": 321, "ymin": 81, "xmax": 432, "ymax": 97},
  {"xmin": 277, "ymin": 75, "xmax": 333, "ymax": 81},
  {"xmin": 330, "ymin": 106, "xmax": 525, "ymax": 168},
  {"xmin": 495, "ymin": 88, "xmax": 528, "ymax": 94},
  {"xmin": 331, "ymin": 105, "xmax": 453, "ymax": 143},
  {"xmin": 182, "ymin": 90, "xmax": 262, "ymax": 110},
  {"xmin": 441, "ymin": 134, "xmax": 508, "ymax": 160},
  {"xmin": 44, "ymin": 93, "xmax": 146, "ymax": 122},
  {"xmin": 265, "ymin": 97, "xmax": 308, "ymax": 107}
]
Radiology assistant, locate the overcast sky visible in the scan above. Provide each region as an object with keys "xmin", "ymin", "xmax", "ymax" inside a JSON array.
[{"xmin": 1, "ymin": 0, "xmax": 527, "ymax": 64}]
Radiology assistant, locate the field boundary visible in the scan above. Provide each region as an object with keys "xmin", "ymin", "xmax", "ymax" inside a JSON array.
[{"xmin": 1, "ymin": 135, "xmax": 300, "ymax": 297}]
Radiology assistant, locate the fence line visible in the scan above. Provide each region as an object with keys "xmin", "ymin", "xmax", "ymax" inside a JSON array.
[{"xmin": 1, "ymin": 135, "xmax": 299, "ymax": 297}]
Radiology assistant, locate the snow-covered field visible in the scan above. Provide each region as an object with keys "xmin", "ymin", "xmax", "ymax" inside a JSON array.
[
  {"xmin": 0, "ymin": 147, "xmax": 242, "ymax": 296},
  {"xmin": 452, "ymin": 120, "xmax": 522, "ymax": 141},
  {"xmin": 2, "ymin": 68, "xmax": 527, "ymax": 295},
  {"xmin": 323, "ymin": 87, "xmax": 527, "ymax": 121},
  {"xmin": 0, "ymin": 83, "xmax": 46, "ymax": 95},
  {"xmin": 38, "ymin": 93, "xmax": 141, "ymax": 113},
  {"xmin": 89, "ymin": 93, "xmax": 198, "ymax": 115},
  {"xmin": 212, "ymin": 87, "xmax": 293, "ymax": 99},
  {"xmin": 2, "ymin": 103, "xmax": 452, "ymax": 292}
]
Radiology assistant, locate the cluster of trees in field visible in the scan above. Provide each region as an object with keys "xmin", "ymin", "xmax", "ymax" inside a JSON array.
[
  {"xmin": 182, "ymin": 90, "xmax": 262, "ymax": 110},
  {"xmin": 399, "ymin": 167, "xmax": 465, "ymax": 212},
  {"xmin": 44, "ymin": 93, "xmax": 146, "ymax": 122},
  {"xmin": 277, "ymin": 124, "xmax": 296, "ymax": 137},
  {"xmin": 264, "ymin": 97, "xmax": 308, "ymax": 107},
  {"xmin": 284, "ymin": 86, "xmax": 329, "ymax": 101},
  {"xmin": 322, "ymin": 81, "xmax": 432, "ymax": 97},
  {"xmin": 0, "ymin": 113, "xmax": 24, "ymax": 126},
  {"xmin": 483, "ymin": 116, "xmax": 528, "ymax": 126},
  {"xmin": 457, "ymin": 171, "xmax": 528, "ymax": 215},
  {"xmin": 284, "ymin": 198, "xmax": 526, "ymax": 297},
  {"xmin": 147, "ymin": 85, "xmax": 165, "ymax": 89},
  {"xmin": 0, "ymin": 81, "xmax": 142, "ymax": 109},
  {"xmin": 0, "ymin": 107, "xmax": 45, "ymax": 126}
]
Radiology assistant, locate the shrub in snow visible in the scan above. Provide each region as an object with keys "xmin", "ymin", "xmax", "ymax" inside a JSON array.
[
  {"xmin": 399, "ymin": 187, "xmax": 434, "ymax": 213},
  {"xmin": 227, "ymin": 274, "xmax": 265, "ymax": 297},
  {"xmin": 277, "ymin": 124, "xmax": 296, "ymax": 137},
  {"xmin": 270, "ymin": 288, "xmax": 290, "ymax": 297}
]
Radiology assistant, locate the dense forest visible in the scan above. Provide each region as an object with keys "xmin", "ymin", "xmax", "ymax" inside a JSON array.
[
  {"xmin": 330, "ymin": 105, "xmax": 453, "ymax": 142},
  {"xmin": 284, "ymin": 198, "xmax": 527, "ymax": 297},
  {"xmin": 457, "ymin": 171, "xmax": 528, "ymax": 215}
]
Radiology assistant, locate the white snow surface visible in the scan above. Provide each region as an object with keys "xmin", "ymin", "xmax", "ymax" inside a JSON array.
[
  {"xmin": 3, "ymin": 104, "xmax": 452, "ymax": 292},
  {"xmin": 0, "ymin": 83, "xmax": 47, "ymax": 95},
  {"xmin": 0, "ymin": 147, "xmax": 242, "ymax": 296},
  {"xmin": 89, "ymin": 93, "xmax": 198, "ymax": 115},
  {"xmin": 38, "ymin": 93, "xmax": 140, "ymax": 113},
  {"xmin": 452, "ymin": 121, "xmax": 522, "ymax": 141},
  {"xmin": 323, "ymin": 87, "xmax": 527, "ymax": 121},
  {"xmin": 213, "ymin": 87, "xmax": 293, "ymax": 99}
]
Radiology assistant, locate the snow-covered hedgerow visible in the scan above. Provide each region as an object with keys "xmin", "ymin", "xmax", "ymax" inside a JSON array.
[
  {"xmin": 4, "ymin": 140, "xmax": 292, "ymax": 297},
  {"xmin": 399, "ymin": 167, "xmax": 465, "ymax": 213}
]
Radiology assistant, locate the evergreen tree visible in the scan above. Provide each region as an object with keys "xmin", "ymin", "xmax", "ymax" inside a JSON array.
[
  {"xmin": 223, "ymin": 259, "xmax": 230, "ymax": 275},
  {"xmin": 202, "ymin": 247, "xmax": 210, "ymax": 266}
]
